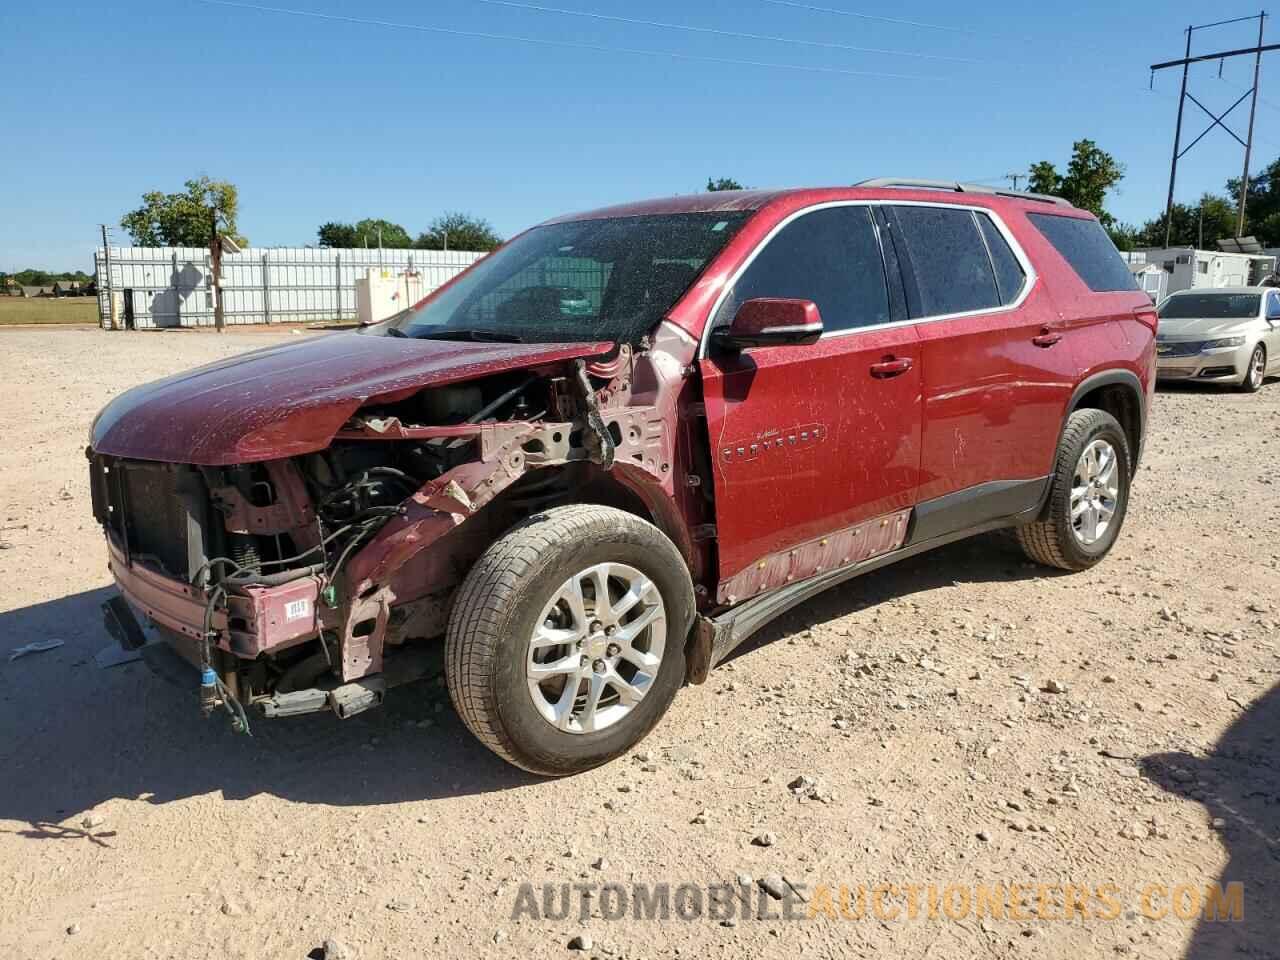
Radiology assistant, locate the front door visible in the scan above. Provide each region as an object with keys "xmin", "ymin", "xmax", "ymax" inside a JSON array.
[{"xmin": 699, "ymin": 204, "xmax": 923, "ymax": 604}]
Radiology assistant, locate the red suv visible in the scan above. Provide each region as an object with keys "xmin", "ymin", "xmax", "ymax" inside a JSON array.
[{"xmin": 89, "ymin": 180, "xmax": 1156, "ymax": 775}]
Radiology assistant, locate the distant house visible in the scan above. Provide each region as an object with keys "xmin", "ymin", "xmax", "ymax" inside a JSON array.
[
  {"xmin": 20, "ymin": 285, "xmax": 52, "ymax": 298},
  {"xmin": 52, "ymin": 279, "xmax": 82, "ymax": 296}
]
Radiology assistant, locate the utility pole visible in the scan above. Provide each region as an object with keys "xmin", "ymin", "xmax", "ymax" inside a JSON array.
[
  {"xmin": 210, "ymin": 208, "xmax": 225, "ymax": 333},
  {"xmin": 1163, "ymin": 26, "xmax": 1192, "ymax": 248},
  {"xmin": 1151, "ymin": 12, "xmax": 1276, "ymax": 245},
  {"xmin": 100, "ymin": 224, "xmax": 118, "ymax": 331},
  {"xmin": 1239, "ymin": 14, "xmax": 1267, "ymax": 234}
]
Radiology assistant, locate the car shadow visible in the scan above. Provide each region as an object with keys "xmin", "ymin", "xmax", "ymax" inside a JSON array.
[
  {"xmin": 720, "ymin": 529, "xmax": 1063, "ymax": 667},
  {"xmin": 0, "ymin": 531, "xmax": 1053, "ymax": 829},
  {"xmin": 1141, "ymin": 683, "xmax": 1280, "ymax": 958},
  {"xmin": 1154, "ymin": 380, "xmax": 1251, "ymax": 394},
  {"xmin": 0, "ymin": 587, "xmax": 537, "ymax": 833}
]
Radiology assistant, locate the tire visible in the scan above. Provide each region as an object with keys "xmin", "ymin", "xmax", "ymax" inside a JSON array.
[
  {"xmin": 445, "ymin": 504, "xmax": 695, "ymax": 776},
  {"xmin": 1240, "ymin": 344, "xmax": 1266, "ymax": 393},
  {"xmin": 1016, "ymin": 408, "xmax": 1132, "ymax": 572}
]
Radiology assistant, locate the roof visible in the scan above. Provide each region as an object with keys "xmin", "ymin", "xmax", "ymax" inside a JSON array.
[
  {"xmin": 1128, "ymin": 262, "xmax": 1160, "ymax": 274},
  {"xmin": 53, "ymin": 279, "xmax": 81, "ymax": 287},
  {"xmin": 20, "ymin": 285, "xmax": 49, "ymax": 296},
  {"xmin": 542, "ymin": 189, "xmax": 793, "ymax": 224},
  {"xmin": 543, "ymin": 184, "xmax": 1088, "ymax": 226}
]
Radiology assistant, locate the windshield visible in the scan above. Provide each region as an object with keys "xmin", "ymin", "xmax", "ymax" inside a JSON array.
[
  {"xmin": 383, "ymin": 212, "xmax": 751, "ymax": 344},
  {"xmin": 1158, "ymin": 293, "xmax": 1260, "ymax": 320}
]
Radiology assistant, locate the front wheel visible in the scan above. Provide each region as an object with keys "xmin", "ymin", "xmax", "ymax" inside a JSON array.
[
  {"xmin": 1016, "ymin": 408, "xmax": 1132, "ymax": 571},
  {"xmin": 445, "ymin": 505, "xmax": 695, "ymax": 776},
  {"xmin": 1241, "ymin": 344, "xmax": 1266, "ymax": 393}
]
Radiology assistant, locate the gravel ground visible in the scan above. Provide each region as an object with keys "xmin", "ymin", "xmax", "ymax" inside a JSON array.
[{"xmin": 1, "ymin": 326, "xmax": 1278, "ymax": 960}]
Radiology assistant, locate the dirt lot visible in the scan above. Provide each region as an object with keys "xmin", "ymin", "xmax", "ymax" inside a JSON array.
[{"xmin": 1, "ymin": 326, "xmax": 1278, "ymax": 960}]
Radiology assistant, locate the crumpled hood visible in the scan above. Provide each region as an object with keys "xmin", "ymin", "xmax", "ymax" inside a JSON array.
[
  {"xmin": 1157, "ymin": 317, "xmax": 1254, "ymax": 340},
  {"xmin": 90, "ymin": 331, "xmax": 613, "ymax": 465}
]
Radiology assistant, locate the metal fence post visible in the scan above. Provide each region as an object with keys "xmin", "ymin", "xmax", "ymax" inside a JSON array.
[
  {"xmin": 335, "ymin": 252, "xmax": 342, "ymax": 323},
  {"xmin": 262, "ymin": 252, "xmax": 272, "ymax": 324},
  {"xmin": 172, "ymin": 250, "xmax": 181, "ymax": 327}
]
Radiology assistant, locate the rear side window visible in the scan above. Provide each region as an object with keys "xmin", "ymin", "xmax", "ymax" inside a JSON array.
[
  {"xmin": 1027, "ymin": 213, "xmax": 1136, "ymax": 292},
  {"xmin": 890, "ymin": 206, "xmax": 1000, "ymax": 316},
  {"xmin": 977, "ymin": 214, "xmax": 1026, "ymax": 305},
  {"xmin": 715, "ymin": 205, "xmax": 891, "ymax": 334}
]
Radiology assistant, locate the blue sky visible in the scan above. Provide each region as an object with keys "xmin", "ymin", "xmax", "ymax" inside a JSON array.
[{"xmin": 4, "ymin": 0, "xmax": 1280, "ymax": 271}]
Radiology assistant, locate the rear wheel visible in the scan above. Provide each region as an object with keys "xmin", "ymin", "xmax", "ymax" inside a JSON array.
[
  {"xmin": 1241, "ymin": 344, "xmax": 1266, "ymax": 393},
  {"xmin": 445, "ymin": 505, "xmax": 695, "ymax": 776},
  {"xmin": 1016, "ymin": 408, "xmax": 1131, "ymax": 571}
]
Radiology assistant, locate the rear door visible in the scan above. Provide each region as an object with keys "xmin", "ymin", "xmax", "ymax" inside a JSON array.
[
  {"xmin": 699, "ymin": 204, "xmax": 923, "ymax": 603},
  {"xmin": 885, "ymin": 203, "xmax": 1075, "ymax": 536}
]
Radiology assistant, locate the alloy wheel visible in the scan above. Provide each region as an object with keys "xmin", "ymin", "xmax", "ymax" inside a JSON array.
[
  {"xmin": 1070, "ymin": 439, "xmax": 1120, "ymax": 547},
  {"xmin": 526, "ymin": 563, "xmax": 667, "ymax": 734},
  {"xmin": 1250, "ymin": 346, "xmax": 1266, "ymax": 389}
]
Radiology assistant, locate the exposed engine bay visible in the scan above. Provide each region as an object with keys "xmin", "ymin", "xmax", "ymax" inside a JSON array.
[{"xmin": 91, "ymin": 331, "xmax": 708, "ymax": 734}]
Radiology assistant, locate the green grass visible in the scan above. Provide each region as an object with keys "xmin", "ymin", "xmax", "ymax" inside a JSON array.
[{"xmin": 0, "ymin": 296, "xmax": 99, "ymax": 325}]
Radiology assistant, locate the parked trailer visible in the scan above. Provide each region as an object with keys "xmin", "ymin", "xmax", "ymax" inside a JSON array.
[{"xmin": 1131, "ymin": 247, "xmax": 1276, "ymax": 297}]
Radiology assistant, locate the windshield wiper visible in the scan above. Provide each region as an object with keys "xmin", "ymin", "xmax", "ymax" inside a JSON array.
[
  {"xmin": 383, "ymin": 327, "xmax": 410, "ymax": 338},
  {"xmin": 414, "ymin": 328, "xmax": 525, "ymax": 343}
]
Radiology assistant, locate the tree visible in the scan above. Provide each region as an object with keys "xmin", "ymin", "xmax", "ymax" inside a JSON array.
[
  {"xmin": 1027, "ymin": 161, "xmax": 1061, "ymax": 197},
  {"xmin": 1226, "ymin": 156, "xmax": 1280, "ymax": 243},
  {"xmin": 706, "ymin": 177, "xmax": 746, "ymax": 192},
  {"xmin": 350, "ymin": 218, "xmax": 412, "ymax": 249},
  {"xmin": 415, "ymin": 212, "xmax": 503, "ymax": 252},
  {"xmin": 1107, "ymin": 223, "xmax": 1140, "ymax": 252},
  {"xmin": 1026, "ymin": 140, "xmax": 1125, "ymax": 227},
  {"xmin": 121, "ymin": 177, "xmax": 246, "ymax": 247},
  {"xmin": 1136, "ymin": 194, "xmax": 1240, "ymax": 249},
  {"xmin": 317, "ymin": 222, "xmax": 358, "ymax": 248}
]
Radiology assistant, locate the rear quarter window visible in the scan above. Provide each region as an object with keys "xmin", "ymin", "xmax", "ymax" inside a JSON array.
[{"xmin": 1027, "ymin": 213, "xmax": 1136, "ymax": 293}]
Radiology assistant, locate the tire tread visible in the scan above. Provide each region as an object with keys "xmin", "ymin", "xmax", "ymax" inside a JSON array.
[
  {"xmin": 446, "ymin": 505, "xmax": 689, "ymax": 774},
  {"xmin": 1016, "ymin": 408, "xmax": 1130, "ymax": 571}
]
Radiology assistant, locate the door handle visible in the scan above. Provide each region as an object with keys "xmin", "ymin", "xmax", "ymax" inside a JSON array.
[
  {"xmin": 1032, "ymin": 328, "xmax": 1063, "ymax": 348},
  {"xmin": 870, "ymin": 356, "xmax": 913, "ymax": 378}
]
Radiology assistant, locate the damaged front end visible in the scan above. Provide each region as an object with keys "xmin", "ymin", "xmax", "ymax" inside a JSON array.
[{"xmin": 89, "ymin": 334, "xmax": 701, "ymax": 732}]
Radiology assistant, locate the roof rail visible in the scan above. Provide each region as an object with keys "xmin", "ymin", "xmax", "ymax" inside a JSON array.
[{"xmin": 854, "ymin": 177, "xmax": 1072, "ymax": 208}]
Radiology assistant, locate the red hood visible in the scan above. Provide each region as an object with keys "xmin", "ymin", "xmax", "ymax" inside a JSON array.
[{"xmin": 90, "ymin": 332, "xmax": 613, "ymax": 465}]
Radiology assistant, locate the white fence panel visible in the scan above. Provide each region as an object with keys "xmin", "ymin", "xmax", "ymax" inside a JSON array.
[{"xmin": 94, "ymin": 246, "xmax": 485, "ymax": 329}]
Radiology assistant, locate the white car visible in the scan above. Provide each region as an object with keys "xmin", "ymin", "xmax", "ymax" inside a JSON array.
[{"xmin": 1156, "ymin": 287, "xmax": 1280, "ymax": 392}]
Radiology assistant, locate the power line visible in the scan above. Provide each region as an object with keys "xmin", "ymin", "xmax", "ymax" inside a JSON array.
[
  {"xmin": 198, "ymin": 0, "xmax": 946, "ymax": 82},
  {"xmin": 468, "ymin": 0, "xmax": 981, "ymax": 63},
  {"xmin": 755, "ymin": 0, "xmax": 1025, "ymax": 39}
]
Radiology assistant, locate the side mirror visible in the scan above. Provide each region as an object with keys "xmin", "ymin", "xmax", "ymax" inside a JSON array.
[{"xmin": 711, "ymin": 298, "xmax": 823, "ymax": 352}]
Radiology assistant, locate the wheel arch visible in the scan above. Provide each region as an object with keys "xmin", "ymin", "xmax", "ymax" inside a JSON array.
[
  {"xmin": 462, "ymin": 463, "xmax": 697, "ymax": 578},
  {"xmin": 1067, "ymin": 369, "xmax": 1144, "ymax": 471}
]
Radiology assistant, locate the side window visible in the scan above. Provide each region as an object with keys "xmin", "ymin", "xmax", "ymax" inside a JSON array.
[
  {"xmin": 891, "ymin": 205, "xmax": 1000, "ymax": 316},
  {"xmin": 714, "ymin": 206, "xmax": 890, "ymax": 334},
  {"xmin": 1026, "ymin": 213, "xmax": 1137, "ymax": 292},
  {"xmin": 976, "ymin": 214, "xmax": 1026, "ymax": 305},
  {"xmin": 1269, "ymin": 292, "xmax": 1280, "ymax": 319}
]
